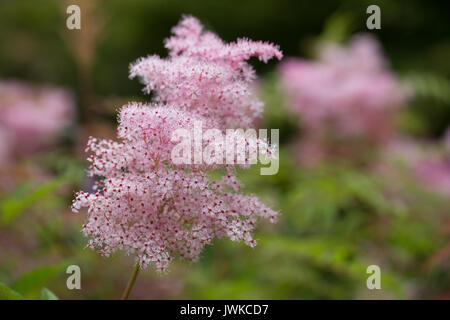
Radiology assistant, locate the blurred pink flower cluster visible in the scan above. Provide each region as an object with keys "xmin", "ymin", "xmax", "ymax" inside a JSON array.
[
  {"xmin": 415, "ymin": 129, "xmax": 450, "ymax": 196},
  {"xmin": 72, "ymin": 16, "xmax": 281, "ymax": 271},
  {"xmin": 0, "ymin": 81, "xmax": 74, "ymax": 161},
  {"xmin": 416, "ymin": 159, "xmax": 450, "ymax": 196},
  {"xmin": 378, "ymin": 130, "xmax": 450, "ymax": 197},
  {"xmin": 279, "ymin": 35, "xmax": 409, "ymax": 164}
]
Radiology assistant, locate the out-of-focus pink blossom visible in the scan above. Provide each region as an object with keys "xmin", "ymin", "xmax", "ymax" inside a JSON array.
[
  {"xmin": 279, "ymin": 35, "xmax": 408, "ymax": 142},
  {"xmin": 416, "ymin": 159, "xmax": 450, "ymax": 196},
  {"xmin": 73, "ymin": 16, "xmax": 280, "ymax": 271},
  {"xmin": 0, "ymin": 126, "xmax": 12, "ymax": 163},
  {"xmin": 415, "ymin": 128, "xmax": 450, "ymax": 196},
  {"xmin": 379, "ymin": 137, "xmax": 428, "ymax": 166},
  {"xmin": 0, "ymin": 81, "xmax": 74, "ymax": 158},
  {"xmin": 378, "ymin": 135, "xmax": 450, "ymax": 197},
  {"xmin": 444, "ymin": 127, "xmax": 450, "ymax": 153}
]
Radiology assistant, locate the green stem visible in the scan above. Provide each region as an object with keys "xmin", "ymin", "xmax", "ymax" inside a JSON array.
[{"xmin": 121, "ymin": 262, "xmax": 140, "ymax": 300}]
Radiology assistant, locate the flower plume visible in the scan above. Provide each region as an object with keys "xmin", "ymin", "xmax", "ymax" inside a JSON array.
[{"xmin": 73, "ymin": 16, "xmax": 280, "ymax": 271}]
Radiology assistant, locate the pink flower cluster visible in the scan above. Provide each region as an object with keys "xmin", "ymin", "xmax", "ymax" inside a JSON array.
[
  {"xmin": 0, "ymin": 81, "xmax": 74, "ymax": 161},
  {"xmin": 72, "ymin": 16, "xmax": 281, "ymax": 271},
  {"xmin": 416, "ymin": 159, "xmax": 450, "ymax": 196},
  {"xmin": 279, "ymin": 35, "xmax": 408, "ymax": 141},
  {"xmin": 415, "ymin": 129, "xmax": 450, "ymax": 196},
  {"xmin": 378, "ymin": 132, "xmax": 450, "ymax": 197},
  {"xmin": 130, "ymin": 15, "xmax": 282, "ymax": 129}
]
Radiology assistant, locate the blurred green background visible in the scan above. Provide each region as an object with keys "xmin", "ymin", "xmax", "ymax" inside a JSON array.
[{"xmin": 0, "ymin": 0, "xmax": 449, "ymax": 300}]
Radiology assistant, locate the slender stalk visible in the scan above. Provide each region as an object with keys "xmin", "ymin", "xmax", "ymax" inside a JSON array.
[{"xmin": 121, "ymin": 262, "xmax": 140, "ymax": 300}]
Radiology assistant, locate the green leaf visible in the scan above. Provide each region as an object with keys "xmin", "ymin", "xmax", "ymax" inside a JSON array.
[
  {"xmin": 0, "ymin": 176, "xmax": 68, "ymax": 225},
  {"xmin": 0, "ymin": 282, "xmax": 24, "ymax": 300},
  {"xmin": 40, "ymin": 287, "xmax": 58, "ymax": 300},
  {"xmin": 12, "ymin": 263, "xmax": 67, "ymax": 298}
]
